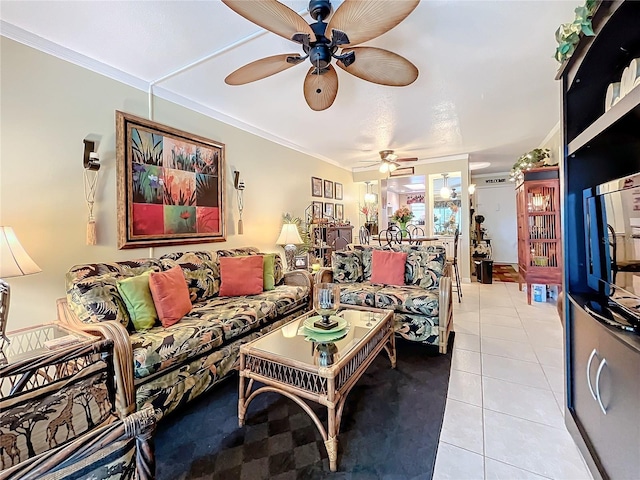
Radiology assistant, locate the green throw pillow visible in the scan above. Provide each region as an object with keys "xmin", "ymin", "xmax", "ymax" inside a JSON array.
[
  {"xmin": 263, "ymin": 254, "xmax": 276, "ymax": 291},
  {"xmin": 117, "ymin": 271, "xmax": 158, "ymax": 331}
]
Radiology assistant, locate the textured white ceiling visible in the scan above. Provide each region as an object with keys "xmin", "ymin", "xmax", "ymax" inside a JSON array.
[{"xmin": 0, "ymin": 0, "xmax": 573, "ymax": 173}]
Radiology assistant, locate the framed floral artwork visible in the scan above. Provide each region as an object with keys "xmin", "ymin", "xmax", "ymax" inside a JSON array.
[
  {"xmin": 311, "ymin": 177, "xmax": 323, "ymax": 197},
  {"xmin": 335, "ymin": 182, "xmax": 343, "ymax": 200},
  {"xmin": 116, "ymin": 111, "xmax": 226, "ymax": 249},
  {"xmin": 312, "ymin": 201, "xmax": 323, "ymax": 219},
  {"xmin": 324, "ymin": 202, "xmax": 334, "ymax": 217},
  {"xmin": 324, "ymin": 180, "xmax": 334, "ymax": 199},
  {"xmin": 335, "ymin": 204, "xmax": 344, "ymax": 220}
]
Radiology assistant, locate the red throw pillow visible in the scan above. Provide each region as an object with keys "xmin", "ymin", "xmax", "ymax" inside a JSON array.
[
  {"xmin": 149, "ymin": 266, "xmax": 192, "ymax": 327},
  {"xmin": 370, "ymin": 250, "xmax": 407, "ymax": 286},
  {"xmin": 219, "ymin": 255, "xmax": 264, "ymax": 296}
]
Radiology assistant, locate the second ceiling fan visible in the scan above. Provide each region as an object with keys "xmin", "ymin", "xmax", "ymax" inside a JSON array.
[
  {"xmin": 222, "ymin": 0, "xmax": 420, "ymax": 111},
  {"xmin": 361, "ymin": 149, "xmax": 418, "ymax": 173}
]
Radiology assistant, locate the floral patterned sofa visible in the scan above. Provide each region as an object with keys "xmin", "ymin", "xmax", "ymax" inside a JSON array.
[
  {"xmin": 57, "ymin": 247, "xmax": 312, "ymax": 419},
  {"xmin": 315, "ymin": 244, "xmax": 453, "ymax": 353}
]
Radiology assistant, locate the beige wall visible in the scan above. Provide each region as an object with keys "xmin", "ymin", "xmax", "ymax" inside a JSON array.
[{"xmin": 0, "ymin": 38, "xmax": 356, "ymax": 329}]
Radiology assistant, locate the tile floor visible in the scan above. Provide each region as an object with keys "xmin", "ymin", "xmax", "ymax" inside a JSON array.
[{"xmin": 433, "ymin": 281, "xmax": 594, "ymax": 480}]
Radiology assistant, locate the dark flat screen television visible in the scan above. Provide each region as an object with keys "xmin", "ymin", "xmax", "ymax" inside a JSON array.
[{"xmin": 584, "ymin": 172, "xmax": 640, "ymax": 329}]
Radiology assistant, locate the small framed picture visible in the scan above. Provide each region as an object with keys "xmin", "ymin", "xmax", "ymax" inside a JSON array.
[
  {"xmin": 335, "ymin": 183, "xmax": 343, "ymax": 200},
  {"xmin": 312, "ymin": 201, "xmax": 323, "ymax": 219},
  {"xmin": 311, "ymin": 177, "xmax": 323, "ymax": 197},
  {"xmin": 324, "ymin": 180, "xmax": 334, "ymax": 199},
  {"xmin": 294, "ymin": 254, "xmax": 309, "ymax": 269},
  {"xmin": 335, "ymin": 204, "xmax": 344, "ymax": 220},
  {"xmin": 324, "ymin": 202, "xmax": 334, "ymax": 217}
]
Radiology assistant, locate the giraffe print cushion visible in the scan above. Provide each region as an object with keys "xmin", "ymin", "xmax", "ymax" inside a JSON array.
[{"xmin": 0, "ymin": 362, "xmax": 115, "ymax": 465}]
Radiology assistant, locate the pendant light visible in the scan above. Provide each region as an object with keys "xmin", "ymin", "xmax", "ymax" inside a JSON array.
[
  {"xmin": 468, "ymin": 183, "xmax": 476, "ymax": 195},
  {"xmin": 440, "ymin": 173, "xmax": 451, "ymax": 200},
  {"xmin": 364, "ymin": 182, "xmax": 376, "ymax": 203}
]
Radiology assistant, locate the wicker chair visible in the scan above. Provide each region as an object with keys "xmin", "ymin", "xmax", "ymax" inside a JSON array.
[{"xmin": 0, "ymin": 407, "xmax": 156, "ymax": 480}]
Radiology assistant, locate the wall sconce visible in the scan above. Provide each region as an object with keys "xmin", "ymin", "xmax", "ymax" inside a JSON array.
[
  {"xmin": 233, "ymin": 171, "xmax": 245, "ymax": 234},
  {"xmin": 83, "ymin": 139, "xmax": 100, "ymax": 245},
  {"xmin": 468, "ymin": 183, "xmax": 476, "ymax": 195}
]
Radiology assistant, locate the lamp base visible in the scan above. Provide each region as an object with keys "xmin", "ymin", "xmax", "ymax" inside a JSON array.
[
  {"xmin": 284, "ymin": 244, "xmax": 297, "ymax": 271},
  {"xmin": 0, "ymin": 279, "xmax": 10, "ymax": 349}
]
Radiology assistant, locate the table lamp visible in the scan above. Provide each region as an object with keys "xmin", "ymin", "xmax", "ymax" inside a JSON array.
[
  {"xmin": 276, "ymin": 223, "xmax": 303, "ymax": 271},
  {"xmin": 0, "ymin": 226, "xmax": 41, "ymax": 345}
]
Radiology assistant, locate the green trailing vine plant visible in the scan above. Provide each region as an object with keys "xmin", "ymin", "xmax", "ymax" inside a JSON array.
[
  {"xmin": 509, "ymin": 148, "xmax": 552, "ymax": 182},
  {"xmin": 554, "ymin": 0, "xmax": 598, "ymax": 63}
]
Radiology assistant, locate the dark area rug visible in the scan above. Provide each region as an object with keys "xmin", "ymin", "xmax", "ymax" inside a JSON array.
[
  {"xmin": 492, "ymin": 263, "xmax": 519, "ymax": 283},
  {"xmin": 155, "ymin": 337, "xmax": 453, "ymax": 480}
]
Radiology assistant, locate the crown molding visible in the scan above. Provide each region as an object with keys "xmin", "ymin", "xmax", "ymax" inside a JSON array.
[{"xmin": 1, "ymin": 21, "xmax": 347, "ymax": 171}]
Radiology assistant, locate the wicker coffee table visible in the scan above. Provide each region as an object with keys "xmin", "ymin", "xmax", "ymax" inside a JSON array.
[{"xmin": 238, "ymin": 307, "xmax": 395, "ymax": 472}]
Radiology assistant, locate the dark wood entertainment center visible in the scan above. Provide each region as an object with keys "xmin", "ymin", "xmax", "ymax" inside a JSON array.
[{"xmin": 559, "ymin": 2, "xmax": 640, "ymax": 479}]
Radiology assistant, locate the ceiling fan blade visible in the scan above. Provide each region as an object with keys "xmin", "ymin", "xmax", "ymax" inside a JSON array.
[
  {"xmin": 396, "ymin": 157, "xmax": 419, "ymax": 162},
  {"xmin": 222, "ymin": 0, "xmax": 314, "ymax": 44},
  {"xmin": 326, "ymin": 0, "xmax": 419, "ymax": 47},
  {"xmin": 303, "ymin": 65, "xmax": 338, "ymax": 111},
  {"xmin": 337, "ymin": 47, "xmax": 418, "ymax": 86},
  {"xmin": 225, "ymin": 54, "xmax": 304, "ymax": 85}
]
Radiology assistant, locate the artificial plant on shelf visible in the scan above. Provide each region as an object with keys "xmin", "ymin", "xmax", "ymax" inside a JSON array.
[
  {"xmin": 554, "ymin": 0, "xmax": 597, "ymax": 64},
  {"xmin": 281, "ymin": 213, "xmax": 310, "ymax": 254},
  {"xmin": 509, "ymin": 148, "xmax": 552, "ymax": 182}
]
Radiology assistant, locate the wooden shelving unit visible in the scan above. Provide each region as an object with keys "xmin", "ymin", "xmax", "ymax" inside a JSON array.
[{"xmin": 516, "ymin": 167, "xmax": 562, "ymax": 304}]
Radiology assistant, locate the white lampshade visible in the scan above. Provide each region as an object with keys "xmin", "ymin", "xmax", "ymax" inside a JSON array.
[
  {"xmin": 364, "ymin": 192, "xmax": 376, "ymax": 203},
  {"xmin": 440, "ymin": 186, "xmax": 451, "ymax": 200},
  {"xmin": 468, "ymin": 183, "xmax": 476, "ymax": 195},
  {"xmin": 276, "ymin": 224, "xmax": 303, "ymax": 245},
  {"xmin": 0, "ymin": 227, "xmax": 41, "ymax": 278},
  {"xmin": 388, "ymin": 162, "xmax": 397, "ymax": 172},
  {"xmin": 379, "ymin": 162, "xmax": 389, "ymax": 173}
]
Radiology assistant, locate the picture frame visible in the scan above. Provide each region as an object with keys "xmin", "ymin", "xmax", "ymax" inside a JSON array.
[
  {"xmin": 324, "ymin": 180, "xmax": 334, "ymax": 199},
  {"xmin": 312, "ymin": 201, "xmax": 323, "ymax": 219},
  {"xmin": 311, "ymin": 176, "xmax": 323, "ymax": 197},
  {"xmin": 324, "ymin": 202, "xmax": 334, "ymax": 217},
  {"xmin": 294, "ymin": 254, "xmax": 309, "ymax": 270},
  {"xmin": 116, "ymin": 111, "xmax": 225, "ymax": 249},
  {"xmin": 335, "ymin": 182, "xmax": 343, "ymax": 200},
  {"xmin": 335, "ymin": 203, "xmax": 344, "ymax": 220},
  {"xmin": 389, "ymin": 166, "xmax": 415, "ymax": 177}
]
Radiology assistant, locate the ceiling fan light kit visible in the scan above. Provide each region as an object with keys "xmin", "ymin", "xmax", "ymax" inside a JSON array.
[{"xmin": 222, "ymin": 0, "xmax": 420, "ymax": 111}]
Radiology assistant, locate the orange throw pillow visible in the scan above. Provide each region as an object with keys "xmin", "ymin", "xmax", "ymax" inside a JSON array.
[
  {"xmin": 149, "ymin": 266, "xmax": 192, "ymax": 327},
  {"xmin": 370, "ymin": 250, "xmax": 407, "ymax": 286},
  {"xmin": 219, "ymin": 255, "xmax": 264, "ymax": 296}
]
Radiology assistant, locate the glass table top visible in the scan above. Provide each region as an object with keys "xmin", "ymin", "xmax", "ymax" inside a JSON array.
[
  {"xmin": 2, "ymin": 323, "xmax": 93, "ymax": 365},
  {"xmin": 247, "ymin": 309, "xmax": 389, "ymax": 368}
]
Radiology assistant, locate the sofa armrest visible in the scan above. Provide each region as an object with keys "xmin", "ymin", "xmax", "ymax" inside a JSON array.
[
  {"xmin": 314, "ymin": 267, "xmax": 333, "ymax": 284},
  {"xmin": 283, "ymin": 269, "xmax": 313, "ymax": 290},
  {"xmin": 57, "ymin": 298, "xmax": 136, "ymax": 418},
  {"xmin": 438, "ymin": 263, "xmax": 454, "ymax": 354}
]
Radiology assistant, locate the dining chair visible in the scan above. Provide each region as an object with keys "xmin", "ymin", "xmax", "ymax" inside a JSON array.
[
  {"xmin": 448, "ymin": 227, "xmax": 462, "ymax": 302},
  {"xmin": 406, "ymin": 225, "xmax": 425, "ymax": 245},
  {"xmin": 359, "ymin": 225, "xmax": 371, "ymax": 245},
  {"xmin": 378, "ymin": 226, "xmax": 411, "ymax": 247}
]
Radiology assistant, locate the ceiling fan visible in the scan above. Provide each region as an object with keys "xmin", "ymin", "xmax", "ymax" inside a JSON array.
[
  {"xmin": 360, "ymin": 149, "xmax": 419, "ymax": 173},
  {"xmin": 222, "ymin": 0, "xmax": 420, "ymax": 111}
]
